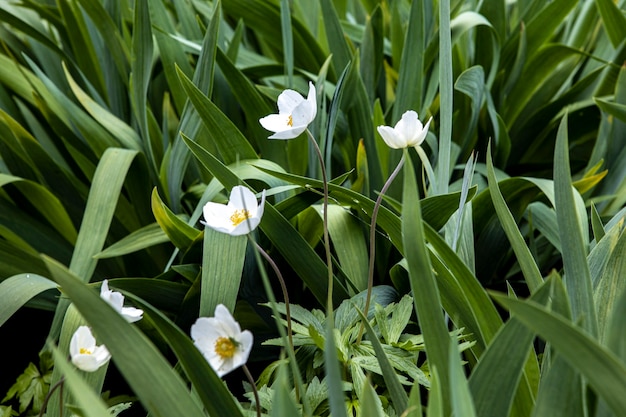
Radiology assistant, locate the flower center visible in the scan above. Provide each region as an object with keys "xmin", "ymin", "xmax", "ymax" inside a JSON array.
[
  {"xmin": 214, "ymin": 337, "xmax": 237, "ymax": 359},
  {"xmin": 79, "ymin": 347, "xmax": 92, "ymax": 355},
  {"xmin": 230, "ymin": 209, "xmax": 251, "ymax": 226},
  {"xmin": 287, "ymin": 114, "xmax": 293, "ymax": 127}
]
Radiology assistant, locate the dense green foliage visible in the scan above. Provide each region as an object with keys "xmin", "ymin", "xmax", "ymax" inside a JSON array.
[{"xmin": 0, "ymin": 0, "xmax": 625, "ymax": 416}]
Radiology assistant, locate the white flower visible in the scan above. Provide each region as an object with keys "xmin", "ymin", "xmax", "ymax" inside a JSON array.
[
  {"xmin": 191, "ymin": 304, "xmax": 253, "ymax": 377},
  {"xmin": 201, "ymin": 186, "xmax": 266, "ymax": 236},
  {"xmin": 100, "ymin": 280, "xmax": 143, "ymax": 323},
  {"xmin": 69, "ymin": 326, "xmax": 111, "ymax": 372},
  {"xmin": 376, "ymin": 110, "xmax": 432, "ymax": 149},
  {"xmin": 259, "ymin": 81, "xmax": 317, "ymax": 139}
]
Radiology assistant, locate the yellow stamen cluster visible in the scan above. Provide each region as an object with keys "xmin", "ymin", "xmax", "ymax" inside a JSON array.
[
  {"xmin": 287, "ymin": 115, "xmax": 293, "ymax": 127},
  {"xmin": 79, "ymin": 348, "xmax": 92, "ymax": 355},
  {"xmin": 230, "ymin": 209, "xmax": 251, "ymax": 226},
  {"xmin": 214, "ymin": 337, "xmax": 237, "ymax": 359}
]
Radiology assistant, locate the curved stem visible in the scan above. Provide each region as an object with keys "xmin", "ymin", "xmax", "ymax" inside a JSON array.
[
  {"xmin": 357, "ymin": 154, "xmax": 406, "ymax": 344},
  {"xmin": 39, "ymin": 376, "xmax": 65, "ymax": 417},
  {"xmin": 242, "ymin": 364, "xmax": 261, "ymax": 417},
  {"xmin": 253, "ymin": 241, "xmax": 294, "ymax": 355},
  {"xmin": 306, "ymin": 129, "xmax": 333, "ymax": 312}
]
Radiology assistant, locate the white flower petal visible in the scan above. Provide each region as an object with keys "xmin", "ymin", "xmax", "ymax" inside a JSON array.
[
  {"xmin": 377, "ymin": 126, "xmax": 405, "ymax": 149},
  {"xmin": 69, "ymin": 326, "xmax": 110, "ymax": 372},
  {"xmin": 214, "ymin": 304, "xmax": 242, "ymax": 335},
  {"xmin": 259, "ymin": 113, "xmax": 292, "ymax": 134},
  {"xmin": 276, "ymin": 89, "xmax": 305, "ymax": 114},
  {"xmin": 228, "ymin": 186, "xmax": 258, "ymax": 212},
  {"xmin": 121, "ymin": 306, "xmax": 144, "ymax": 323},
  {"xmin": 267, "ymin": 126, "xmax": 307, "ymax": 140},
  {"xmin": 377, "ymin": 111, "xmax": 431, "ymax": 149},
  {"xmin": 260, "ymin": 82, "xmax": 317, "ymax": 140},
  {"xmin": 395, "ymin": 111, "xmax": 421, "ymax": 143}
]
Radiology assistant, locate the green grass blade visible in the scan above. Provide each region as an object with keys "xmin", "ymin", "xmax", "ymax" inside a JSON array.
[
  {"xmin": 325, "ymin": 318, "xmax": 348, "ymax": 417},
  {"xmin": 356, "ymin": 307, "xmax": 409, "ymax": 414},
  {"xmin": 401, "ymin": 150, "xmax": 451, "ymax": 412},
  {"xmin": 130, "ymin": 0, "xmax": 156, "ymax": 170},
  {"xmin": 554, "ymin": 113, "xmax": 597, "ymax": 336},
  {"xmin": 280, "ymin": 0, "xmax": 294, "ymax": 86},
  {"xmin": 486, "ymin": 144, "xmax": 544, "ymax": 292},
  {"xmin": 320, "ymin": 0, "xmax": 352, "ymax": 74},
  {"xmin": 393, "ymin": 0, "xmax": 425, "ymax": 121},
  {"xmin": 436, "ymin": 0, "xmax": 453, "ymax": 194},
  {"xmin": 594, "ymin": 0, "xmax": 626, "ymax": 48},
  {"xmin": 448, "ymin": 339, "xmax": 477, "ymax": 417}
]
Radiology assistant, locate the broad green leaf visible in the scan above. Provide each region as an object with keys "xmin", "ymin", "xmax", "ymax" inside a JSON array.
[
  {"xmin": 200, "ymin": 228, "xmax": 247, "ymax": 316},
  {"xmin": 0, "ymin": 274, "xmax": 57, "ymax": 327},
  {"xmin": 313, "ymin": 204, "xmax": 368, "ymax": 293},
  {"xmin": 0, "ymin": 173, "xmax": 77, "ymax": 244},
  {"xmin": 358, "ymin": 378, "xmax": 384, "ymax": 417},
  {"xmin": 49, "ymin": 148, "xmax": 138, "ymax": 339},
  {"xmin": 554, "ymin": 113, "xmax": 597, "ymax": 336},
  {"xmin": 151, "ymin": 188, "xmax": 201, "ymax": 252},
  {"xmin": 468, "ymin": 278, "xmax": 552, "ymax": 417},
  {"xmin": 95, "ymin": 223, "xmax": 170, "ymax": 259},
  {"xmin": 594, "ymin": 226, "xmax": 626, "ymax": 342},
  {"xmin": 492, "ymin": 293, "xmax": 626, "ymax": 416},
  {"xmin": 176, "ymin": 66, "xmax": 257, "ymax": 164}
]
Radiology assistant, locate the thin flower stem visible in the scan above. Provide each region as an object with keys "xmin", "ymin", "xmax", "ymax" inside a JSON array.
[
  {"xmin": 253, "ymin": 240, "xmax": 294, "ymax": 355},
  {"xmin": 242, "ymin": 364, "xmax": 261, "ymax": 417},
  {"xmin": 357, "ymin": 154, "xmax": 406, "ymax": 344},
  {"xmin": 39, "ymin": 377, "xmax": 65, "ymax": 417},
  {"xmin": 306, "ymin": 129, "xmax": 334, "ymax": 313}
]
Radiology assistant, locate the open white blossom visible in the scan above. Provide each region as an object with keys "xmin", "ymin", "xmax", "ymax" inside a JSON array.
[
  {"xmin": 100, "ymin": 279, "xmax": 143, "ymax": 323},
  {"xmin": 191, "ymin": 304, "xmax": 253, "ymax": 377},
  {"xmin": 259, "ymin": 81, "xmax": 317, "ymax": 139},
  {"xmin": 201, "ymin": 186, "xmax": 266, "ymax": 236},
  {"xmin": 376, "ymin": 110, "xmax": 432, "ymax": 149},
  {"xmin": 69, "ymin": 326, "xmax": 111, "ymax": 372}
]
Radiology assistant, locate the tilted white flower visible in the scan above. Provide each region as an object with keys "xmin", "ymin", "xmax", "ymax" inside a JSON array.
[
  {"xmin": 376, "ymin": 110, "xmax": 432, "ymax": 149},
  {"xmin": 191, "ymin": 304, "xmax": 253, "ymax": 377},
  {"xmin": 69, "ymin": 326, "xmax": 111, "ymax": 372},
  {"xmin": 201, "ymin": 185, "xmax": 266, "ymax": 236},
  {"xmin": 100, "ymin": 279, "xmax": 143, "ymax": 323},
  {"xmin": 259, "ymin": 81, "xmax": 317, "ymax": 139}
]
